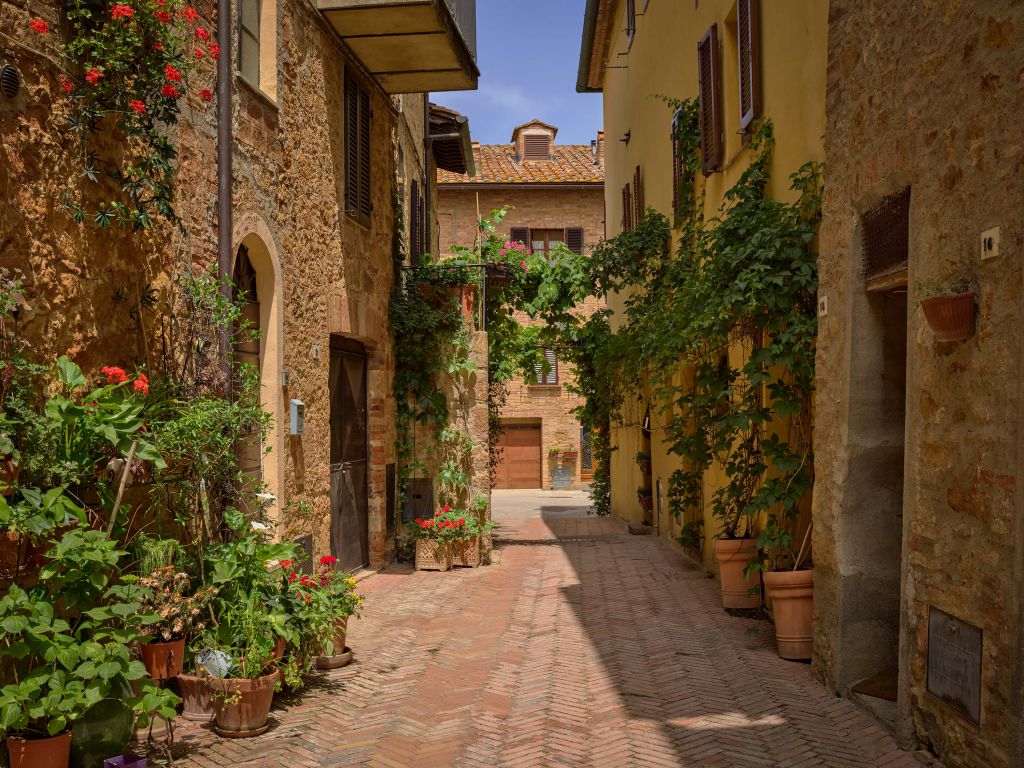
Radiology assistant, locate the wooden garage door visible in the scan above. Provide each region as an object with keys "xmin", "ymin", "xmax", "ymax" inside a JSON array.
[{"xmin": 494, "ymin": 424, "xmax": 542, "ymax": 489}]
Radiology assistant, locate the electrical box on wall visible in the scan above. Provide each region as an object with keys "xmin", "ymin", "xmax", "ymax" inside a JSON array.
[{"xmin": 289, "ymin": 399, "xmax": 305, "ymax": 435}]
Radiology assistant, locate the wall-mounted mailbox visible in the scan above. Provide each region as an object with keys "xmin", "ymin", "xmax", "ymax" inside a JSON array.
[{"xmin": 289, "ymin": 399, "xmax": 305, "ymax": 435}]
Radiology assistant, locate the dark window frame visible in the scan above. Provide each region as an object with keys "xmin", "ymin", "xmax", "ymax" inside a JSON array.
[
  {"xmin": 534, "ymin": 347, "xmax": 559, "ymax": 386},
  {"xmin": 697, "ymin": 23, "xmax": 724, "ymax": 175},
  {"xmin": 238, "ymin": 0, "xmax": 261, "ymax": 85},
  {"xmin": 344, "ymin": 71, "xmax": 373, "ymax": 227}
]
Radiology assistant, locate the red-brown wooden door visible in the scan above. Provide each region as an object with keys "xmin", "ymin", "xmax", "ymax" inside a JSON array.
[{"xmin": 494, "ymin": 423, "xmax": 542, "ymax": 489}]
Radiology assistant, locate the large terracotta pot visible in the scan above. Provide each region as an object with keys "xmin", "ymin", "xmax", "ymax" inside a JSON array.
[
  {"xmin": 415, "ymin": 540, "xmax": 451, "ymax": 571},
  {"xmin": 452, "ymin": 536, "xmax": 480, "ymax": 568},
  {"xmin": 178, "ymin": 673, "xmax": 215, "ymax": 722},
  {"xmin": 208, "ymin": 672, "xmax": 277, "ymax": 738},
  {"xmin": 141, "ymin": 637, "xmax": 185, "ymax": 680},
  {"xmin": 7, "ymin": 731, "xmax": 72, "ymax": 768},
  {"xmin": 764, "ymin": 569, "xmax": 815, "ymax": 660},
  {"xmin": 331, "ymin": 615, "xmax": 348, "ymax": 654},
  {"xmin": 270, "ymin": 635, "xmax": 286, "ymax": 660},
  {"xmin": 921, "ymin": 291, "xmax": 975, "ymax": 342},
  {"xmin": 713, "ymin": 538, "xmax": 761, "ymax": 609}
]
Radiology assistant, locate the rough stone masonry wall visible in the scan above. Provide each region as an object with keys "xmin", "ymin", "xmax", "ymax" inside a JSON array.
[
  {"xmin": 0, "ymin": 0, "xmax": 399, "ymax": 567},
  {"xmin": 812, "ymin": 3, "xmax": 1024, "ymax": 766},
  {"xmin": 437, "ymin": 185, "xmax": 605, "ymax": 488}
]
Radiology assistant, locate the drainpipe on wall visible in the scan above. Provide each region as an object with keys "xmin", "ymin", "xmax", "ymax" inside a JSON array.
[{"xmin": 216, "ymin": 0, "xmax": 233, "ymax": 396}]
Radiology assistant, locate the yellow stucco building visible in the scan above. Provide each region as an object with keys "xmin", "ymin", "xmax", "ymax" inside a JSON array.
[{"xmin": 577, "ymin": 0, "xmax": 828, "ymax": 570}]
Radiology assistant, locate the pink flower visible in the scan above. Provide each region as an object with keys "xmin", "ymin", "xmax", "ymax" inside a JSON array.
[
  {"xmin": 164, "ymin": 64, "xmax": 181, "ymax": 83},
  {"xmin": 199, "ymin": 88, "xmax": 213, "ymax": 102},
  {"xmin": 111, "ymin": 5, "xmax": 135, "ymax": 19},
  {"xmin": 520, "ymin": 260, "xmax": 528, "ymax": 271},
  {"xmin": 128, "ymin": 99, "xmax": 146, "ymax": 115},
  {"xmin": 161, "ymin": 83, "xmax": 179, "ymax": 98},
  {"xmin": 29, "ymin": 17, "xmax": 49, "ymax": 34}
]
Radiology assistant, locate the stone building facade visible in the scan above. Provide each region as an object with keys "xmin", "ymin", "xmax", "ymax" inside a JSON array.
[
  {"xmin": 0, "ymin": 0, "xmax": 477, "ymax": 570},
  {"xmin": 437, "ymin": 120, "xmax": 605, "ymax": 489},
  {"xmin": 812, "ymin": 3, "xmax": 1024, "ymax": 766}
]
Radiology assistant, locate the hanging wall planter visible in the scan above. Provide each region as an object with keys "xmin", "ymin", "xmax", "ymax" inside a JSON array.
[{"xmin": 921, "ymin": 291, "xmax": 975, "ymax": 342}]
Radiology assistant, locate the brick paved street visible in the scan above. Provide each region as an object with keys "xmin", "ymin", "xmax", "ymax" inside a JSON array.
[{"xmin": 173, "ymin": 490, "xmax": 918, "ymax": 768}]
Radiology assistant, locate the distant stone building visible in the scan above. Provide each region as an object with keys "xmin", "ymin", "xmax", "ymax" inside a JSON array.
[
  {"xmin": 812, "ymin": 3, "xmax": 1024, "ymax": 766},
  {"xmin": 0, "ymin": 0, "xmax": 477, "ymax": 569},
  {"xmin": 437, "ymin": 120, "xmax": 605, "ymax": 489}
]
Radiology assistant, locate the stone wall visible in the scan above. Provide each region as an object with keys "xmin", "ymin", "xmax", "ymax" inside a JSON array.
[
  {"xmin": 812, "ymin": 3, "xmax": 1024, "ymax": 766},
  {"xmin": 0, "ymin": 0, "xmax": 401, "ymax": 568},
  {"xmin": 437, "ymin": 185, "xmax": 605, "ymax": 488}
]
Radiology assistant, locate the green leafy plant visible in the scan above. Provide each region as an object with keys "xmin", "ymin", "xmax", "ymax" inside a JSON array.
[{"xmin": 28, "ymin": 0, "xmax": 217, "ymax": 228}]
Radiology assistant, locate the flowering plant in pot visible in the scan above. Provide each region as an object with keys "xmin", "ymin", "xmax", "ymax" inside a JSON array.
[
  {"xmin": 441, "ymin": 507, "xmax": 493, "ymax": 568},
  {"xmin": 918, "ymin": 276, "xmax": 976, "ymax": 343},
  {"xmin": 280, "ymin": 555, "xmax": 364, "ymax": 672},
  {"xmin": 635, "ymin": 450, "xmax": 652, "ymax": 475},
  {"xmin": 409, "ymin": 505, "xmax": 469, "ymax": 571},
  {"xmin": 135, "ymin": 566, "xmax": 216, "ymax": 680},
  {"xmin": 0, "ymin": 528, "xmax": 179, "ymax": 768}
]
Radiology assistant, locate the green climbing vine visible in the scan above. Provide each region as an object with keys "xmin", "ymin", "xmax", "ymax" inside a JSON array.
[{"xmin": 531, "ymin": 101, "xmax": 822, "ymax": 571}]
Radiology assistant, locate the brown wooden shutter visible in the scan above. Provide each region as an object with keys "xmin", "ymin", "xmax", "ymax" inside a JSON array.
[
  {"xmin": 344, "ymin": 77, "xmax": 358, "ymax": 215},
  {"xmin": 633, "ymin": 165, "xmax": 644, "ymax": 225},
  {"xmin": 358, "ymin": 88, "xmax": 372, "ymax": 219},
  {"xmin": 671, "ymin": 110, "xmax": 682, "ymax": 216},
  {"xmin": 697, "ymin": 24, "xmax": 723, "ymax": 175},
  {"xmin": 737, "ymin": 0, "xmax": 761, "ymax": 133},
  {"xmin": 523, "ymin": 135, "xmax": 550, "ymax": 160},
  {"xmin": 410, "ymin": 179, "xmax": 421, "ymax": 262},
  {"xmin": 564, "ymin": 227, "xmax": 584, "ymax": 254},
  {"xmin": 535, "ymin": 348, "xmax": 558, "ymax": 385},
  {"xmin": 622, "ymin": 183, "xmax": 633, "ymax": 232},
  {"xmin": 510, "ymin": 227, "xmax": 529, "ymax": 246}
]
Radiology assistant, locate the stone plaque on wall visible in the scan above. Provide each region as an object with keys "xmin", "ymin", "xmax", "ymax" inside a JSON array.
[{"xmin": 927, "ymin": 606, "xmax": 982, "ymax": 725}]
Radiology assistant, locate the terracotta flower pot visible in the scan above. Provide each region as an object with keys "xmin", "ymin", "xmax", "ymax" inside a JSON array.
[
  {"xmin": 921, "ymin": 291, "xmax": 975, "ymax": 342},
  {"xmin": 270, "ymin": 635, "xmax": 286, "ymax": 660},
  {"xmin": 178, "ymin": 673, "xmax": 215, "ymax": 722},
  {"xmin": 415, "ymin": 539, "xmax": 451, "ymax": 571},
  {"xmin": 0, "ymin": 530, "xmax": 26, "ymax": 576},
  {"xmin": 713, "ymin": 538, "xmax": 761, "ymax": 609},
  {"xmin": 452, "ymin": 536, "xmax": 480, "ymax": 567},
  {"xmin": 314, "ymin": 646, "xmax": 352, "ymax": 670},
  {"xmin": 141, "ymin": 637, "xmax": 185, "ymax": 680},
  {"xmin": 764, "ymin": 569, "xmax": 815, "ymax": 660},
  {"xmin": 314, "ymin": 617, "xmax": 352, "ymax": 670},
  {"xmin": 208, "ymin": 672, "xmax": 277, "ymax": 738},
  {"xmin": 7, "ymin": 731, "xmax": 72, "ymax": 768}
]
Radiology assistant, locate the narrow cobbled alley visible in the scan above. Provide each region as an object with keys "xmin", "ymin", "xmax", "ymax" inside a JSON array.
[{"xmin": 173, "ymin": 491, "xmax": 914, "ymax": 768}]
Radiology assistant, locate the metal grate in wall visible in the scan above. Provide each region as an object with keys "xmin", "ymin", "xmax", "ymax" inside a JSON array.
[
  {"xmin": 861, "ymin": 187, "xmax": 910, "ymax": 279},
  {"xmin": 580, "ymin": 427, "xmax": 593, "ymax": 471}
]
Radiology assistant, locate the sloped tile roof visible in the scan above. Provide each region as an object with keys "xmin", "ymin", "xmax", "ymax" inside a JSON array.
[{"xmin": 438, "ymin": 144, "xmax": 604, "ymax": 185}]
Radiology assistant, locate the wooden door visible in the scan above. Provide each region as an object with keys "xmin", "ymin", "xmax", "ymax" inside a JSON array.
[
  {"xmin": 494, "ymin": 423, "xmax": 542, "ymax": 489},
  {"xmin": 329, "ymin": 337, "xmax": 369, "ymax": 571}
]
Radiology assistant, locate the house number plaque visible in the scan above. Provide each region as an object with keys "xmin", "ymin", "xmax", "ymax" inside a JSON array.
[{"xmin": 927, "ymin": 606, "xmax": 982, "ymax": 724}]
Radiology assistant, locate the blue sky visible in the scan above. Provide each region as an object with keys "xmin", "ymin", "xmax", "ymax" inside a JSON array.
[{"xmin": 435, "ymin": 0, "xmax": 603, "ymax": 146}]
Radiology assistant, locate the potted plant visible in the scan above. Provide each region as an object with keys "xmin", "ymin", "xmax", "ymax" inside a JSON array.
[
  {"xmin": 0, "ymin": 487, "xmax": 84, "ymax": 578},
  {"xmin": 635, "ymin": 450, "xmax": 652, "ymax": 475},
  {"xmin": 0, "ymin": 528, "xmax": 179, "ymax": 768},
  {"xmin": 711, "ymin": 489, "xmax": 761, "ymax": 610},
  {"xmin": 439, "ymin": 506, "xmax": 493, "ymax": 568},
  {"xmin": 135, "ymin": 566, "xmax": 216, "ymax": 680},
  {"xmin": 636, "ymin": 487, "xmax": 653, "ymax": 511},
  {"xmin": 201, "ymin": 533, "xmax": 295, "ymax": 737},
  {"xmin": 410, "ymin": 506, "xmax": 464, "ymax": 571},
  {"xmin": 919, "ymin": 277, "xmax": 976, "ymax": 342}
]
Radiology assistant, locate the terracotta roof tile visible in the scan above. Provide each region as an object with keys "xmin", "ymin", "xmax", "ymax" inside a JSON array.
[{"xmin": 438, "ymin": 144, "xmax": 604, "ymax": 185}]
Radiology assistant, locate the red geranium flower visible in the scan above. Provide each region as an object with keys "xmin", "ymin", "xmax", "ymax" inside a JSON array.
[
  {"xmin": 101, "ymin": 365, "xmax": 128, "ymax": 383},
  {"xmin": 193, "ymin": 47, "xmax": 205, "ymax": 59},
  {"xmin": 287, "ymin": 572, "xmax": 297, "ymax": 582},
  {"xmin": 180, "ymin": 6, "xmax": 198, "ymax": 21},
  {"xmin": 459, "ymin": 518, "xmax": 465, "ymax": 526},
  {"xmin": 128, "ymin": 99, "xmax": 146, "ymax": 115},
  {"xmin": 111, "ymin": 5, "xmax": 135, "ymax": 19},
  {"xmin": 208, "ymin": 42, "xmax": 221, "ymax": 60},
  {"xmin": 164, "ymin": 64, "xmax": 181, "ymax": 83},
  {"xmin": 29, "ymin": 18, "xmax": 49, "ymax": 34},
  {"xmin": 195, "ymin": 27, "xmax": 210, "ymax": 41},
  {"xmin": 85, "ymin": 68, "xmax": 104, "ymax": 86},
  {"xmin": 199, "ymin": 88, "xmax": 213, "ymax": 102},
  {"xmin": 133, "ymin": 373, "xmax": 149, "ymax": 394},
  {"xmin": 414, "ymin": 518, "xmax": 423, "ymax": 524},
  {"xmin": 304, "ymin": 594, "xmax": 311, "ymax": 603},
  {"xmin": 319, "ymin": 555, "xmax": 337, "ymax": 565},
  {"xmin": 60, "ymin": 77, "xmax": 73, "ymax": 94},
  {"xmin": 280, "ymin": 559, "xmax": 293, "ymax": 568},
  {"xmin": 154, "ymin": 9, "xmax": 172, "ymax": 22},
  {"xmin": 300, "ymin": 575, "xmax": 311, "ymax": 586},
  {"xmin": 161, "ymin": 83, "xmax": 179, "ymax": 98},
  {"xmin": 442, "ymin": 504, "xmax": 451, "ymax": 512}
]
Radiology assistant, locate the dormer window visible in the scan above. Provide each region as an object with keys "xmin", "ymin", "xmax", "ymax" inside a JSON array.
[{"xmin": 523, "ymin": 134, "xmax": 551, "ymax": 161}]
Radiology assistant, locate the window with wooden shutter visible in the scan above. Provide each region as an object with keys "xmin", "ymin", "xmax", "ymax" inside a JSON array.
[
  {"xmin": 344, "ymin": 74, "xmax": 372, "ymax": 225},
  {"xmin": 633, "ymin": 165, "xmax": 644, "ymax": 225},
  {"xmin": 564, "ymin": 227, "xmax": 584, "ymax": 255},
  {"xmin": 410, "ymin": 179, "xmax": 421, "ymax": 263},
  {"xmin": 622, "ymin": 183, "xmax": 633, "ymax": 232},
  {"xmin": 697, "ymin": 24, "xmax": 723, "ymax": 175},
  {"xmin": 523, "ymin": 135, "xmax": 551, "ymax": 161},
  {"xmin": 737, "ymin": 0, "xmax": 761, "ymax": 133},
  {"xmin": 510, "ymin": 227, "xmax": 529, "ymax": 246},
  {"xmin": 535, "ymin": 348, "xmax": 558, "ymax": 385},
  {"xmin": 626, "ymin": 0, "xmax": 636, "ymax": 49},
  {"xmin": 671, "ymin": 109, "xmax": 683, "ymax": 217}
]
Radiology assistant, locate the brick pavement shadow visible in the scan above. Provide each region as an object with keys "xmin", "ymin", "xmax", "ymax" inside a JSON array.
[{"xmin": 529, "ymin": 505, "xmax": 914, "ymax": 767}]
